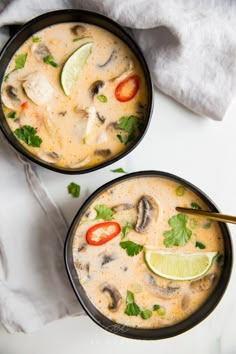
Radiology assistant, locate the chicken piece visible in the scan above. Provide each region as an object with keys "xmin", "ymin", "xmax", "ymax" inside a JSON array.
[{"xmin": 22, "ymin": 72, "xmax": 53, "ymax": 105}]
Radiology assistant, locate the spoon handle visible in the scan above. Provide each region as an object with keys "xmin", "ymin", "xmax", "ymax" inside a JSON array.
[{"xmin": 176, "ymin": 207, "xmax": 236, "ymax": 225}]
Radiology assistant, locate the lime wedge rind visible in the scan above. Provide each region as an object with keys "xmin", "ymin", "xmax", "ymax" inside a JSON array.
[
  {"xmin": 144, "ymin": 248, "xmax": 217, "ymax": 281},
  {"xmin": 61, "ymin": 42, "xmax": 93, "ymax": 96}
]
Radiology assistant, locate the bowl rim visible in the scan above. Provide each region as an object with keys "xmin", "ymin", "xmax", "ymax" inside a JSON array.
[
  {"xmin": 64, "ymin": 170, "xmax": 233, "ymax": 340},
  {"xmin": 0, "ymin": 9, "xmax": 153, "ymax": 174}
]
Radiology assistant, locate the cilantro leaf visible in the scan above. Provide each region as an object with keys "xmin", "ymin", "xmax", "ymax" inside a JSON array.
[
  {"xmin": 125, "ymin": 291, "xmax": 140, "ymax": 316},
  {"xmin": 4, "ymin": 53, "xmax": 27, "ymax": 82},
  {"xmin": 43, "ymin": 55, "xmax": 58, "ymax": 68},
  {"xmin": 117, "ymin": 115, "xmax": 141, "ymax": 144},
  {"xmin": 120, "ymin": 240, "xmax": 143, "ymax": 256},
  {"xmin": 153, "ymin": 304, "xmax": 161, "ymax": 311},
  {"xmin": 163, "ymin": 214, "xmax": 192, "ymax": 247},
  {"xmin": 191, "ymin": 202, "xmax": 202, "ymax": 210},
  {"xmin": 7, "ymin": 111, "xmax": 16, "ymax": 119},
  {"xmin": 195, "ymin": 241, "xmax": 206, "ymax": 249},
  {"xmin": 32, "ymin": 36, "xmax": 41, "ymax": 43},
  {"xmin": 94, "ymin": 205, "xmax": 115, "ymax": 221},
  {"xmin": 111, "ymin": 167, "xmax": 127, "ymax": 173},
  {"xmin": 140, "ymin": 309, "xmax": 152, "ymax": 320},
  {"xmin": 97, "ymin": 95, "xmax": 108, "ymax": 103},
  {"xmin": 67, "ymin": 182, "xmax": 80, "ymax": 198},
  {"xmin": 14, "ymin": 125, "xmax": 42, "ymax": 147},
  {"xmin": 121, "ymin": 222, "xmax": 133, "ymax": 240},
  {"xmin": 14, "ymin": 53, "xmax": 28, "ymax": 70}
]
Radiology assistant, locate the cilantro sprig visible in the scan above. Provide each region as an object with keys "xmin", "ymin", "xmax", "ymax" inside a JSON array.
[
  {"xmin": 4, "ymin": 53, "xmax": 27, "ymax": 82},
  {"xmin": 120, "ymin": 240, "xmax": 143, "ymax": 256},
  {"xmin": 116, "ymin": 115, "xmax": 142, "ymax": 145},
  {"xmin": 163, "ymin": 213, "xmax": 192, "ymax": 247},
  {"xmin": 111, "ymin": 167, "xmax": 127, "ymax": 173},
  {"xmin": 124, "ymin": 291, "xmax": 152, "ymax": 320},
  {"xmin": 14, "ymin": 125, "xmax": 42, "ymax": 147},
  {"xmin": 68, "ymin": 182, "xmax": 81, "ymax": 198},
  {"xmin": 94, "ymin": 205, "xmax": 115, "ymax": 221},
  {"xmin": 121, "ymin": 222, "xmax": 133, "ymax": 240}
]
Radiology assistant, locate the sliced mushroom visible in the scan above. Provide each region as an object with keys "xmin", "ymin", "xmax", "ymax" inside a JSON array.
[
  {"xmin": 71, "ymin": 25, "xmax": 87, "ymax": 36},
  {"xmin": 96, "ymin": 112, "xmax": 106, "ymax": 124},
  {"xmin": 97, "ymin": 50, "xmax": 117, "ymax": 68},
  {"xmin": 100, "ymin": 252, "xmax": 116, "ymax": 267},
  {"xmin": 38, "ymin": 151, "xmax": 60, "ymax": 164},
  {"xmin": 22, "ymin": 72, "xmax": 53, "ymax": 105},
  {"xmin": 31, "ymin": 43, "xmax": 51, "ymax": 61},
  {"xmin": 190, "ymin": 273, "xmax": 217, "ymax": 292},
  {"xmin": 135, "ymin": 195, "xmax": 159, "ymax": 233},
  {"xmin": 78, "ymin": 243, "xmax": 87, "ymax": 253},
  {"xmin": 89, "ymin": 80, "xmax": 105, "ymax": 98},
  {"xmin": 112, "ymin": 203, "xmax": 135, "ymax": 213},
  {"xmin": 146, "ymin": 273, "xmax": 180, "ymax": 299},
  {"xmin": 2, "ymin": 85, "xmax": 21, "ymax": 109},
  {"xmin": 100, "ymin": 283, "xmax": 122, "ymax": 312},
  {"xmin": 94, "ymin": 149, "xmax": 111, "ymax": 158}
]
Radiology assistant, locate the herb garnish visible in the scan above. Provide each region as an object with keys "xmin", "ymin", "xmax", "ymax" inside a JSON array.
[
  {"xmin": 191, "ymin": 202, "xmax": 202, "ymax": 210},
  {"xmin": 43, "ymin": 55, "xmax": 58, "ymax": 68},
  {"xmin": 73, "ymin": 36, "xmax": 92, "ymax": 42},
  {"xmin": 4, "ymin": 53, "xmax": 28, "ymax": 82},
  {"xmin": 176, "ymin": 186, "xmax": 186, "ymax": 196},
  {"xmin": 116, "ymin": 115, "xmax": 142, "ymax": 144},
  {"xmin": 67, "ymin": 182, "xmax": 81, "ymax": 198},
  {"xmin": 32, "ymin": 36, "xmax": 41, "ymax": 43},
  {"xmin": 195, "ymin": 241, "xmax": 206, "ymax": 249},
  {"xmin": 140, "ymin": 309, "xmax": 152, "ymax": 320},
  {"xmin": 189, "ymin": 218, "xmax": 198, "ymax": 229},
  {"xmin": 163, "ymin": 214, "xmax": 192, "ymax": 247},
  {"xmin": 121, "ymin": 222, "xmax": 133, "ymax": 240},
  {"xmin": 94, "ymin": 205, "xmax": 115, "ymax": 221},
  {"xmin": 96, "ymin": 94, "xmax": 108, "ymax": 103},
  {"xmin": 120, "ymin": 240, "xmax": 143, "ymax": 256},
  {"xmin": 7, "ymin": 111, "xmax": 16, "ymax": 119},
  {"xmin": 153, "ymin": 305, "xmax": 166, "ymax": 316},
  {"xmin": 125, "ymin": 291, "xmax": 140, "ymax": 316},
  {"xmin": 111, "ymin": 167, "xmax": 127, "ymax": 174},
  {"xmin": 14, "ymin": 125, "xmax": 42, "ymax": 147}
]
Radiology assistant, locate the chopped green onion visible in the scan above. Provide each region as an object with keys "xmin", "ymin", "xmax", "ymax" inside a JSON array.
[
  {"xmin": 195, "ymin": 241, "xmax": 206, "ymax": 249},
  {"xmin": 72, "ymin": 36, "xmax": 92, "ymax": 42},
  {"xmin": 43, "ymin": 55, "xmax": 58, "ymax": 68},
  {"xmin": 176, "ymin": 186, "xmax": 186, "ymax": 196},
  {"xmin": 97, "ymin": 94, "xmax": 108, "ymax": 103},
  {"xmin": 191, "ymin": 202, "xmax": 202, "ymax": 210},
  {"xmin": 32, "ymin": 36, "xmax": 41, "ymax": 43}
]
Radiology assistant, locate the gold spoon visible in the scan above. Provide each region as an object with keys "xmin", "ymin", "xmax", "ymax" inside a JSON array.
[{"xmin": 176, "ymin": 207, "xmax": 236, "ymax": 225}]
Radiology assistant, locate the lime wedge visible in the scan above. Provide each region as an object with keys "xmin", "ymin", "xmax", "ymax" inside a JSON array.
[
  {"xmin": 61, "ymin": 42, "xmax": 93, "ymax": 96},
  {"xmin": 144, "ymin": 248, "xmax": 217, "ymax": 281}
]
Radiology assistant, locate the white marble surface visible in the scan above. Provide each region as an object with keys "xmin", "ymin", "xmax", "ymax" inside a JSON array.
[{"xmin": 1, "ymin": 89, "xmax": 236, "ymax": 353}]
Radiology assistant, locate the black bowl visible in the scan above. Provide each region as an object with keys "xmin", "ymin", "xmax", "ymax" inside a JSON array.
[
  {"xmin": 64, "ymin": 170, "xmax": 233, "ymax": 340},
  {"xmin": 0, "ymin": 10, "xmax": 153, "ymax": 174}
]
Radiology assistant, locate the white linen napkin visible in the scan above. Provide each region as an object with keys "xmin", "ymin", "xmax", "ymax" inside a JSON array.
[
  {"xmin": 0, "ymin": 134, "xmax": 82, "ymax": 333},
  {"xmin": 1, "ymin": 0, "xmax": 236, "ymax": 120}
]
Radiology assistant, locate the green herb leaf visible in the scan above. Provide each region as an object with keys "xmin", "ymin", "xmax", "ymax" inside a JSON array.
[
  {"xmin": 203, "ymin": 221, "xmax": 211, "ymax": 229},
  {"xmin": 121, "ymin": 222, "xmax": 133, "ymax": 240},
  {"xmin": 176, "ymin": 186, "xmax": 186, "ymax": 196},
  {"xmin": 216, "ymin": 253, "xmax": 224, "ymax": 266},
  {"xmin": 43, "ymin": 55, "xmax": 58, "ymax": 68},
  {"xmin": 195, "ymin": 241, "xmax": 206, "ymax": 249},
  {"xmin": 191, "ymin": 202, "xmax": 202, "ymax": 210},
  {"xmin": 117, "ymin": 115, "xmax": 141, "ymax": 144},
  {"xmin": 153, "ymin": 304, "xmax": 161, "ymax": 311},
  {"xmin": 4, "ymin": 74, "xmax": 9, "ymax": 82},
  {"xmin": 14, "ymin": 125, "xmax": 42, "ymax": 147},
  {"xmin": 67, "ymin": 182, "xmax": 80, "ymax": 198},
  {"xmin": 111, "ymin": 167, "xmax": 127, "ymax": 174},
  {"xmin": 124, "ymin": 291, "xmax": 140, "ymax": 316},
  {"xmin": 7, "ymin": 111, "xmax": 16, "ymax": 119},
  {"xmin": 95, "ymin": 205, "xmax": 115, "ymax": 221},
  {"xmin": 14, "ymin": 53, "xmax": 28, "ymax": 70},
  {"xmin": 32, "ymin": 36, "xmax": 41, "ymax": 43},
  {"xmin": 72, "ymin": 36, "xmax": 92, "ymax": 42},
  {"xmin": 97, "ymin": 94, "xmax": 108, "ymax": 103},
  {"xmin": 163, "ymin": 214, "xmax": 192, "ymax": 247},
  {"xmin": 120, "ymin": 240, "xmax": 143, "ymax": 256},
  {"xmin": 140, "ymin": 309, "xmax": 152, "ymax": 320}
]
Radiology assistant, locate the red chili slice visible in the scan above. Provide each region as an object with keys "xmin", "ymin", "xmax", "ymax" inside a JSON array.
[
  {"xmin": 115, "ymin": 75, "xmax": 140, "ymax": 102},
  {"xmin": 86, "ymin": 222, "xmax": 121, "ymax": 246},
  {"xmin": 21, "ymin": 101, "xmax": 28, "ymax": 110}
]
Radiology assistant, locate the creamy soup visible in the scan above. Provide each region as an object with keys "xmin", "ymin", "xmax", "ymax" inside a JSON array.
[
  {"xmin": 1, "ymin": 23, "xmax": 148, "ymax": 168},
  {"xmin": 73, "ymin": 176, "xmax": 224, "ymax": 329}
]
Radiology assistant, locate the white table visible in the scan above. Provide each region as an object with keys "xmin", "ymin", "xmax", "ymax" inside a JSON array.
[{"xmin": 1, "ymin": 89, "xmax": 236, "ymax": 353}]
